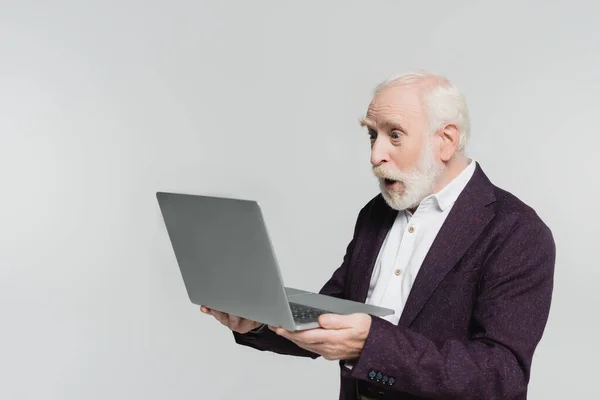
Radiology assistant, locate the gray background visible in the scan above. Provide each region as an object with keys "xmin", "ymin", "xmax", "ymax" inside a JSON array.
[{"xmin": 1, "ymin": 0, "xmax": 598, "ymax": 398}]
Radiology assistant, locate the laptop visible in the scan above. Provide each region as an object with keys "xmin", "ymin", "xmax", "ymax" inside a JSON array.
[{"xmin": 156, "ymin": 191, "xmax": 394, "ymax": 331}]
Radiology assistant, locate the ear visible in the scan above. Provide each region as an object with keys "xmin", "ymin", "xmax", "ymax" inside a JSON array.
[{"xmin": 438, "ymin": 123, "xmax": 460, "ymax": 161}]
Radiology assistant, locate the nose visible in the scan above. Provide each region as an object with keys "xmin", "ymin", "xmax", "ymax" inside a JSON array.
[{"xmin": 370, "ymin": 137, "xmax": 390, "ymax": 167}]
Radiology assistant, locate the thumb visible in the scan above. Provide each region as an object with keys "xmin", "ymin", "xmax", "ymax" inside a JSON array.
[{"xmin": 318, "ymin": 313, "xmax": 349, "ymax": 329}]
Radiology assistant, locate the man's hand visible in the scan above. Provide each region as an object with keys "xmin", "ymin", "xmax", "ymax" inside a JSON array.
[
  {"xmin": 200, "ymin": 306, "xmax": 263, "ymax": 334},
  {"xmin": 269, "ymin": 313, "xmax": 372, "ymax": 361}
]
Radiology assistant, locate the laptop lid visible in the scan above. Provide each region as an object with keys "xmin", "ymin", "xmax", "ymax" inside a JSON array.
[{"xmin": 156, "ymin": 191, "xmax": 296, "ymax": 329}]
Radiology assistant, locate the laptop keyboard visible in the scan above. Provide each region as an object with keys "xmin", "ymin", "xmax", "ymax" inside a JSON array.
[{"xmin": 289, "ymin": 302, "xmax": 330, "ymax": 324}]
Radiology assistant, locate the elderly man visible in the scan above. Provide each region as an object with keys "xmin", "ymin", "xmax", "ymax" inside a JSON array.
[{"xmin": 200, "ymin": 72, "xmax": 555, "ymax": 400}]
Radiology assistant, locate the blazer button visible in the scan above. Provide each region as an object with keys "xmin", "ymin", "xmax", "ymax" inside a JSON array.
[
  {"xmin": 382, "ymin": 375, "xmax": 388, "ymax": 384},
  {"xmin": 368, "ymin": 370, "xmax": 376, "ymax": 379},
  {"xmin": 376, "ymin": 372, "xmax": 383, "ymax": 381},
  {"xmin": 388, "ymin": 377, "xmax": 396, "ymax": 385}
]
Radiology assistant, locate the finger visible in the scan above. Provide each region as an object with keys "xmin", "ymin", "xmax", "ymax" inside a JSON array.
[
  {"xmin": 271, "ymin": 327, "xmax": 306, "ymax": 341},
  {"xmin": 318, "ymin": 313, "xmax": 351, "ymax": 329},
  {"xmin": 236, "ymin": 320, "xmax": 259, "ymax": 333},
  {"xmin": 200, "ymin": 306, "xmax": 211, "ymax": 314},
  {"xmin": 295, "ymin": 329, "xmax": 329, "ymax": 344},
  {"xmin": 215, "ymin": 316, "xmax": 229, "ymax": 326},
  {"xmin": 210, "ymin": 310, "xmax": 227, "ymax": 319},
  {"xmin": 228, "ymin": 315, "xmax": 241, "ymax": 330},
  {"xmin": 210, "ymin": 310, "xmax": 230, "ymax": 325},
  {"xmin": 276, "ymin": 328, "xmax": 328, "ymax": 345},
  {"xmin": 272, "ymin": 327, "xmax": 291, "ymax": 338}
]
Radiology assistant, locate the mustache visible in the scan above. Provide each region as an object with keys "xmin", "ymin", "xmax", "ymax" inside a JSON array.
[{"xmin": 372, "ymin": 165, "xmax": 407, "ymax": 181}]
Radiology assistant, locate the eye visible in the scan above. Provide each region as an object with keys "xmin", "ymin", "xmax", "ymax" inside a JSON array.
[
  {"xmin": 368, "ymin": 130, "xmax": 377, "ymax": 141},
  {"xmin": 390, "ymin": 130, "xmax": 403, "ymax": 140}
]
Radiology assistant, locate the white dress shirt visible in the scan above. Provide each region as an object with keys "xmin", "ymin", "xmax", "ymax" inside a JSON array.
[
  {"xmin": 343, "ymin": 160, "xmax": 476, "ymax": 370},
  {"xmin": 366, "ymin": 159, "xmax": 476, "ymax": 325}
]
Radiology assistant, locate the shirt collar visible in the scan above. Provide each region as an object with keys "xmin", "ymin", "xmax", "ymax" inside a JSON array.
[{"xmin": 422, "ymin": 158, "xmax": 477, "ymax": 212}]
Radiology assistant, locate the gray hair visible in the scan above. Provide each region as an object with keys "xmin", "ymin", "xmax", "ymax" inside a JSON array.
[{"xmin": 374, "ymin": 71, "xmax": 471, "ymax": 152}]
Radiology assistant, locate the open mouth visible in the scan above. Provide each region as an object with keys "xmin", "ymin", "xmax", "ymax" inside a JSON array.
[{"xmin": 383, "ymin": 178, "xmax": 402, "ymax": 191}]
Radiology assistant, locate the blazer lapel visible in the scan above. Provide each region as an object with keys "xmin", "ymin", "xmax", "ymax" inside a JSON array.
[
  {"xmin": 398, "ymin": 164, "xmax": 496, "ymax": 327},
  {"xmin": 352, "ymin": 198, "xmax": 397, "ymax": 303}
]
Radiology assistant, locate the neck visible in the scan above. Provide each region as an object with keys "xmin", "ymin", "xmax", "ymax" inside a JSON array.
[{"xmin": 431, "ymin": 154, "xmax": 470, "ymax": 194}]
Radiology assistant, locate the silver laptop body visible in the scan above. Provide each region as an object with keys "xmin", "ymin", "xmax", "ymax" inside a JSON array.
[{"xmin": 156, "ymin": 191, "xmax": 394, "ymax": 331}]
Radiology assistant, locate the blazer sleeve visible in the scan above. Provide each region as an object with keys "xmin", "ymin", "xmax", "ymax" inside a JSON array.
[
  {"xmin": 232, "ymin": 198, "xmax": 372, "ymax": 357},
  {"xmin": 348, "ymin": 218, "xmax": 556, "ymax": 400}
]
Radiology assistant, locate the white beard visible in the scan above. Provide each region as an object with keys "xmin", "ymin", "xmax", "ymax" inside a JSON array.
[{"xmin": 373, "ymin": 140, "xmax": 443, "ymax": 211}]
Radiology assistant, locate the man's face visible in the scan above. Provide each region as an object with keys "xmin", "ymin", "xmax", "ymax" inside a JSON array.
[{"xmin": 361, "ymin": 84, "xmax": 444, "ymax": 210}]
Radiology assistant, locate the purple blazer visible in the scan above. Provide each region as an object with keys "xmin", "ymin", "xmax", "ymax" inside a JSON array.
[{"xmin": 233, "ymin": 163, "xmax": 555, "ymax": 400}]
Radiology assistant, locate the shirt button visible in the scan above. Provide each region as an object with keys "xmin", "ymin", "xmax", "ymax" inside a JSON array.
[
  {"xmin": 408, "ymin": 226, "xmax": 415, "ymax": 233},
  {"xmin": 395, "ymin": 269, "xmax": 401, "ymax": 276}
]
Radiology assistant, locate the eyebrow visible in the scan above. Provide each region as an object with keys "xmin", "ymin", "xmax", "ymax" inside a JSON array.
[
  {"xmin": 359, "ymin": 117, "xmax": 407, "ymax": 132},
  {"xmin": 359, "ymin": 117, "xmax": 374, "ymax": 128}
]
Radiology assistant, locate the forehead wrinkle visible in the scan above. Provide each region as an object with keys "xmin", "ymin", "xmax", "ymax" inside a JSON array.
[
  {"xmin": 364, "ymin": 105, "xmax": 416, "ymax": 130},
  {"xmin": 361, "ymin": 87, "xmax": 424, "ymax": 132}
]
